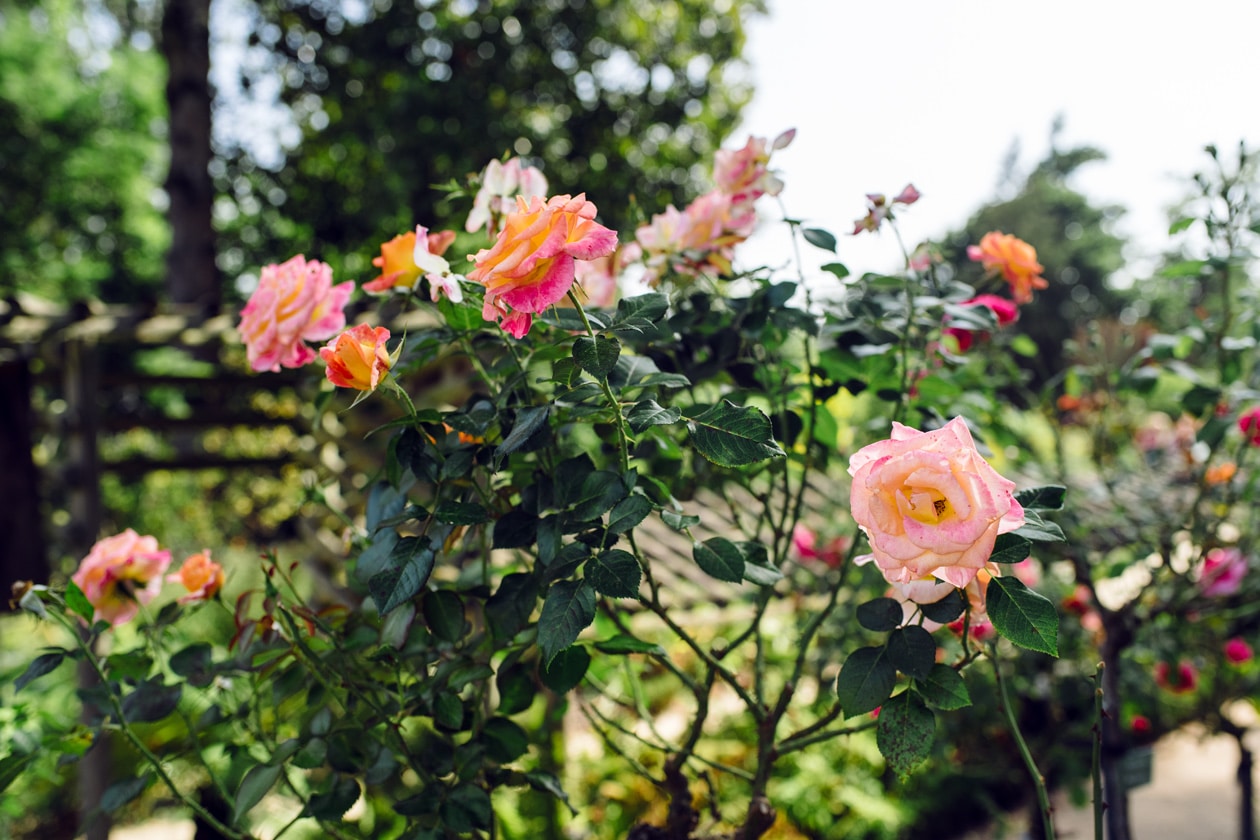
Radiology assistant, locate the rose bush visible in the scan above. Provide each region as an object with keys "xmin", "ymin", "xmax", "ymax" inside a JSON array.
[{"xmin": 9, "ymin": 129, "xmax": 1083, "ymax": 840}]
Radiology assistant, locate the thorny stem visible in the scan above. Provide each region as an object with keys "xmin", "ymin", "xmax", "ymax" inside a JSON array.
[
  {"xmin": 567, "ymin": 289, "xmax": 630, "ymax": 474},
  {"xmin": 1092, "ymin": 663, "xmax": 1105, "ymax": 840}
]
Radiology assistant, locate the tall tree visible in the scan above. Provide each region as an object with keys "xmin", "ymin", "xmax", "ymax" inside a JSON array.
[
  {"xmin": 216, "ymin": 0, "xmax": 763, "ymax": 282},
  {"xmin": 162, "ymin": 0, "xmax": 218, "ymax": 307}
]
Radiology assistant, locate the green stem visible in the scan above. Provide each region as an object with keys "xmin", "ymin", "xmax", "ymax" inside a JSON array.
[
  {"xmin": 54, "ymin": 613, "xmax": 253, "ymax": 840},
  {"xmin": 992, "ymin": 650, "xmax": 1055, "ymax": 840},
  {"xmin": 1092, "ymin": 663, "xmax": 1105, "ymax": 840},
  {"xmin": 566, "ymin": 290, "xmax": 631, "ymax": 473}
]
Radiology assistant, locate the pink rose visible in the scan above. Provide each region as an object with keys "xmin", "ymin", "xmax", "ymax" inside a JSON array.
[
  {"xmin": 71, "ymin": 530, "xmax": 172, "ymax": 627},
  {"xmin": 1154, "ymin": 660, "xmax": 1198, "ymax": 694},
  {"xmin": 468, "ymin": 193, "xmax": 618, "ymax": 338},
  {"xmin": 238, "ymin": 255, "xmax": 354, "ymax": 372},
  {"xmin": 791, "ymin": 524, "xmax": 847, "ymax": 569},
  {"xmin": 1198, "ymin": 547, "xmax": 1248, "ymax": 597},
  {"xmin": 848, "ymin": 417, "xmax": 1025, "ymax": 588},
  {"xmin": 1238, "ymin": 407, "xmax": 1260, "ymax": 445},
  {"xmin": 1224, "ymin": 638, "xmax": 1253, "ymax": 664}
]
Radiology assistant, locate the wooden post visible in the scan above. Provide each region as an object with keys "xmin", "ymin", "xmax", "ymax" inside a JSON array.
[
  {"xmin": 0, "ymin": 352, "xmax": 47, "ymax": 592},
  {"xmin": 65, "ymin": 339, "xmax": 110, "ymax": 840}
]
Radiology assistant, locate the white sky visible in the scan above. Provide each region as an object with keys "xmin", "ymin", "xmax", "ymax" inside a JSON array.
[{"xmin": 736, "ymin": 0, "xmax": 1260, "ymax": 281}]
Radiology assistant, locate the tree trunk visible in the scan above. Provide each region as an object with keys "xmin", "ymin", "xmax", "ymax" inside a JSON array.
[
  {"xmin": 0, "ymin": 355, "xmax": 47, "ymax": 593},
  {"xmin": 162, "ymin": 0, "xmax": 217, "ymax": 309},
  {"xmin": 1099, "ymin": 635, "xmax": 1131, "ymax": 840}
]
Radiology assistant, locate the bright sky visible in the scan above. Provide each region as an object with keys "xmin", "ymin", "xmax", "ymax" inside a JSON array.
[{"xmin": 736, "ymin": 0, "xmax": 1260, "ymax": 282}]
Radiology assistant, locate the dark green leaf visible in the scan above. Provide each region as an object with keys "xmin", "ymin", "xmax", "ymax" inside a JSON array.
[
  {"xmin": 493, "ymin": 510, "xmax": 537, "ymax": 549},
  {"xmin": 822, "ymin": 261, "xmax": 850, "ymax": 279},
  {"xmin": 435, "ymin": 501, "xmax": 491, "ymax": 525},
  {"xmin": 856, "ymin": 598, "xmax": 903, "ymax": 632},
  {"xmin": 919, "ymin": 590, "xmax": 966, "ymax": 624},
  {"xmin": 434, "ymin": 692, "xmax": 466, "ymax": 731},
  {"xmin": 303, "ymin": 776, "xmax": 360, "ymax": 820},
  {"xmin": 15, "ymin": 651, "xmax": 67, "ymax": 692},
  {"xmin": 486, "ymin": 573, "xmax": 538, "ymax": 640},
  {"xmin": 693, "ymin": 538, "xmax": 745, "ymax": 583},
  {"xmin": 989, "ymin": 533, "xmax": 1032, "ymax": 564},
  {"xmin": 803, "ymin": 227, "xmax": 838, "ymax": 252},
  {"xmin": 369, "ymin": 536, "xmax": 437, "ymax": 615},
  {"xmin": 495, "ymin": 406, "xmax": 550, "ymax": 465},
  {"xmin": 987, "ymin": 577, "xmax": 1059, "ymax": 656},
  {"xmin": 688, "ymin": 401, "xmax": 785, "ymax": 467},
  {"xmin": 442, "ymin": 783, "xmax": 493, "ymax": 832},
  {"xmin": 106, "ymin": 649, "xmax": 153, "ymax": 681},
  {"xmin": 1014, "ymin": 511, "xmax": 1065, "ymax": 542},
  {"xmin": 422, "ymin": 590, "xmax": 465, "ymax": 643},
  {"xmin": 836, "ymin": 646, "xmax": 896, "ymax": 717},
  {"xmin": 573, "ymin": 335, "xmax": 622, "ymax": 379},
  {"xmin": 585, "ymin": 550, "xmax": 642, "ymax": 598},
  {"xmin": 608, "ymin": 495, "xmax": 653, "ymax": 534},
  {"xmin": 0, "ymin": 753, "xmax": 37, "ymax": 796},
  {"xmin": 65, "ymin": 582, "xmax": 95, "ymax": 624},
  {"xmin": 121, "ymin": 681, "xmax": 181, "ymax": 723},
  {"xmin": 1014, "ymin": 485, "xmax": 1066, "ymax": 511},
  {"xmin": 626, "ymin": 399, "xmax": 681, "ymax": 433},
  {"xmin": 101, "ymin": 774, "xmax": 152, "ymax": 813},
  {"xmin": 915, "ymin": 664, "xmax": 971, "ymax": 710},
  {"xmin": 293, "ymin": 738, "xmax": 328, "ymax": 769},
  {"xmin": 594, "ymin": 635, "xmax": 666, "ymax": 656},
  {"xmin": 233, "ymin": 764, "xmax": 282, "ymax": 822},
  {"xmin": 395, "ymin": 787, "xmax": 441, "ymax": 817},
  {"xmin": 439, "ymin": 294, "xmax": 483, "ymax": 331},
  {"xmin": 537, "ymin": 581, "xmax": 595, "ymax": 665},
  {"xmin": 483, "ymin": 717, "xmax": 530, "ymax": 763},
  {"xmin": 614, "ymin": 293, "xmax": 668, "ymax": 325},
  {"xmin": 569, "ymin": 470, "xmax": 627, "ymax": 522},
  {"xmin": 876, "ymin": 691, "xmax": 935, "ymax": 777},
  {"xmin": 169, "ymin": 643, "xmax": 213, "ymax": 680},
  {"xmin": 496, "ymin": 664, "xmax": 536, "ymax": 715},
  {"xmin": 661, "ymin": 510, "xmax": 700, "ymax": 530},
  {"xmin": 886, "ymin": 626, "xmax": 936, "ymax": 679},
  {"xmin": 540, "ymin": 645, "xmax": 590, "ymax": 693},
  {"xmin": 526, "ymin": 771, "xmax": 578, "ymax": 815}
]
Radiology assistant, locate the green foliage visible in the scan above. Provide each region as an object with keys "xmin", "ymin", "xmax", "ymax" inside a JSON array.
[
  {"xmin": 217, "ymin": 0, "xmax": 764, "ymax": 281},
  {"xmin": 0, "ymin": 0, "xmax": 168, "ymax": 301}
]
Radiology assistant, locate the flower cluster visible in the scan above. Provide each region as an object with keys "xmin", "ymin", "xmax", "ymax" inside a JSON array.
[
  {"xmin": 631, "ymin": 130, "xmax": 794, "ymax": 286},
  {"xmin": 851, "ymin": 184, "xmax": 920, "ymax": 235},
  {"xmin": 71, "ymin": 531, "xmax": 223, "ymax": 627}
]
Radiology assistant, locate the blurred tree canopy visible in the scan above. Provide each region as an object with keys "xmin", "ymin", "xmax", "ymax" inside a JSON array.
[
  {"xmin": 0, "ymin": 0, "xmax": 169, "ymax": 302},
  {"xmin": 2, "ymin": 0, "xmax": 764, "ymax": 304},
  {"xmin": 940, "ymin": 127, "xmax": 1129, "ymax": 389},
  {"xmin": 215, "ymin": 0, "xmax": 765, "ymax": 289}
]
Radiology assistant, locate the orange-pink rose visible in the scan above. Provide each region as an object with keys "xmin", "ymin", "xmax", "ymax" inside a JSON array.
[
  {"xmin": 168, "ymin": 550, "xmax": 225, "ymax": 604},
  {"xmin": 71, "ymin": 529, "xmax": 172, "ymax": 627},
  {"xmin": 966, "ymin": 231, "xmax": 1047, "ymax": 304},
  {"xmin": 364, "ymin": 226, "xmax": 457, "ymax": 295},
  {"xmin": 238, "ymin": 255, "xmax": 354, "ymax": 372},
  {"xmin": 320, "ymin": 324, "xmax": 392, "ymax": 391},
  {"xmin": 848, "ymin": 417, "xmax": 1025, "ymax": 588},
  {"xmin": 467, "ymin": 193, "xmax": 618, "ymax": 338}
]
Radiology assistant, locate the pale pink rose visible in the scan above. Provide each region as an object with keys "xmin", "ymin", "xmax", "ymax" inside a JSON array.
[
  {"xmin": 71, "ymin": 530, "xmax": 172, "ymax": 627},
  {"xmin": 1198, "ymin": 547, "xmax": 1248, "ymax": 597},
  {"xmin": 238, "ymin": 255, "xmax": 354, "ymax": 372},
  {"xmin": 713, "ymin": 135, "xmax": 783, "ymax": 205},
  {"xmin": 848, "ymin": 417, "xmax": 1025, "ymax": 588},
  {"xmin": 465, "ymin": 157, "xmax": 549, "ymax": 235},
  {"xmin": 570, "ymin": 253, "xmax": 620, "ymax": 308},
  {"xmin": 467, "ymin": 193, "xmax": 618, "ymax": 337}
]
